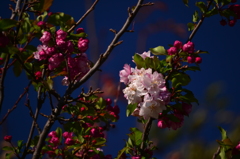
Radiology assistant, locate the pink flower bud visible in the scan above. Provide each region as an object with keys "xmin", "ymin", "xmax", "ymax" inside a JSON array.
[
  {"xmin": 35, "ymin": 71, "xmax": 42, "ymax": 80},
  {"xmin": 167, "ymin": 46, "xmax": 177, "ymax": 55},
  {"xmin": 187, "ymin": 56, "xmax": 195, "ymax": 63},
  {"xmin": 4, "ymin": 135, "xmax": 12, "ymax": 142},
  {"xmin": 229, "ymin": 4, "xmax": 240, "ymax": 19},
  {"xmin": 48, "ymin": 131, "xmax": 57, "ymax": 137},
  {"xmin": 78, "ymin": 38, "xmax": 89, "ymax": 52},
  {"xmin": 195, "ymin": 57, "xmax": 202, "ymax": 64},
  {"xmin": 183, "ymin": 41, "xmax": 194, "ymax": 53},
  {"xmin": 220, "ymin": 19, "xmax": 227, "ymax": 26},
  {"xmin": 228, "ymin": 19, "xmax": 237, "ymax": 27},
  {"xmin": 173, "ymin": 40, "xmax": 183, "ymax": 49},
  {"xmin": 56, "ymin": 29, "xmax": 67, "ymax": 40},
  {"xmin": 37, "ymin": 21, "xmax": 46, "ymax": 27},
  {"xmin": 157, "ymin": 120, "xmax": 168, "ymax": 129},
  {"xmin": 40, "ymin": 31, "xmax": 51, "ymax": 44},
  {"xmin": 65, "ymin": 138, "xmax": 75, "ymax": 145},
  {"xmin": 77, "ymin": 28, "xmax": 84, "ymax": 34},
  {"xmin": 62, "ymin": 132, "xmax": 73, "ymax": 139},
  {"xmin": 105, "ymin": 98, "xmax": 112, "ymax": 106},
  {"xmin": 49, "ymin": 136, "xmax": 59, "ymax": 145}
]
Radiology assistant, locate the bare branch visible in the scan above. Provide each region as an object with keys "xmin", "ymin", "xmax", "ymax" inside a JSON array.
[{"xmin": 67, "ymin": 0, "xmax": 99, "ymax": 33}]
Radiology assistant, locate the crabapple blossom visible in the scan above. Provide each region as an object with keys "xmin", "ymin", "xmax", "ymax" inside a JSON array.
[
  {"xmin": 40, "ymin": 31, "xmax": 51, "ymax": 44},
  {"xmin": 167, "ymin": 46, "xmax": 177, "ymax": 55},
  {"xmin": 4, "ymin": 135, "xmax": 12, "ymax": 142},
  {"xmin": 173, "ymin": 40, "xmax": 183, "ymax": 49},
  {"xmin": 195, "ymin": 57, "xmax": 202, "ymax": 64},
  {"xmin": 136, "ymin": 51, "xmax": 153, "ymax": 59},
  {"xmin": 183, "ymin": 41, "xmax": 195, "ymax": 53},
  {"xmin": 119, "ymin": 64, "xmax": 132, "ymax": 84},
  {"xmin": 48, "ymin": 53, "xmax": 64, "ymax": 70},
  {"xmin": 78, "ymin": 38, "xmax": 89, "ymax": 52},
  {"xmin": 56, "ymin": 29, "xmax": 67, "ymax": 40}
]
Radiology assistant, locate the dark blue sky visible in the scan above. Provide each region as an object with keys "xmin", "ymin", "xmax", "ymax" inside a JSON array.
[{"xmin": 0, "ymin": 0, "xmax": 240, "ymax": 158}]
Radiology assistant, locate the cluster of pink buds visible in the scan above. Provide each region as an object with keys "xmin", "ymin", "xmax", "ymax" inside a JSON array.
[
  {"xmin": 33, "ymin": 28, "xmax": 90, "ymax": 85},
  {"xmin": 158, "ymin": 102, "xmax": 192, "ymax": 130},
  {"xmin": 105, "ymin": 98, "xmax": 120, "ymax": 120},
  {"xmin": 167, "ymin": 40, "xmax": 202, "ymax": 64},
  {"xmin": 220, "ymin": 2, "xmax": 240, "ymax": 27}
]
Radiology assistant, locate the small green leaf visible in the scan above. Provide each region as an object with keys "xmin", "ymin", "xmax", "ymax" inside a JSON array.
[
  {"xmin": 5, "ymin": 152, "xmax": 13, "ymax": 159},
  {"xmin": 186, "ymin": 66, "xmax": 201, "ymax": 72},
  {"xmin": 129, "ymin": 128, "xmax": 142, "ymax": 146},
  {"xmin": 193, "ymin": 11, "xmax": 199, "ymax": 22},
  {"xmin": 150, "ymin": 46, "xmax": 167, "ymax": 55},
  {"xmin": 46, "ymin": 77, "xmax": 53, "ymax": 90},
  {"xmin": 187, "ymin": 22, "xmax": 195, "ymax": 31},
  {"xmin": 17, "ymin": 140, "xmax": 24, "ymax": 149},
  {"xmin": 171, "ymin": 73, "xmax": 191, "ymax": 87},
  {"xmin": 133, "ymin": 54, "xmax": 144, "ymax": 69},
  {"xmin": 195, "ymin": 2, "xmax": 207, "ymax": 13},
  {"xmin": 2, "ymin": 146, "xmax": 14, "ymax": 151},
  {"xmin": 205, "ymin": 7, "xmax": 219, "ymax": 17},
  {"xmin": 117, "ymin": 147, "xmax": 129, "ymax": 159},
  {"xmin": 56, "ymin": 127, "xmax": 63, "ymax": 143},
  {"xmin": 218, "ymin": 126, "xmax": 227, "ymax": 140},
  {"xmin": 95, "ymin": 137, "xmax": 106, "ymax": 146},
  {"xmin": 0, "ymin": 19, "xmax": 17, "ymax": 31},
  {"xmin": 126, "ymin": 103, "xmax": 137, "ymax": 117}
]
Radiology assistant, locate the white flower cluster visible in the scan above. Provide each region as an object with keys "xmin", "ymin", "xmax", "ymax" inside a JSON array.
[{"xmin": 120, "ymin": 53, "xmax": 170, "ymax": 119}]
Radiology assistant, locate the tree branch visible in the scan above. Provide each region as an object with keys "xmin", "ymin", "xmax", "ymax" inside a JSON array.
[{"xmin": 67, "ymin": 0, "xmax": 99, "ymax": 33}]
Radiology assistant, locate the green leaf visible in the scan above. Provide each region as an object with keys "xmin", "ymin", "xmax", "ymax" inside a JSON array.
[
  {"xmin": 17, "ymin": 140, "xmax": 24, "ymax": 149},
  {"xmin": 150, "ymin": 46, "xmax": 167, "ymax": 55},
  {"xmin": 46, "ymin": 77, "xmax": 53, "ymax": 90},
  {"xmin": 182, "ymin": 0, "xmax": 189, "ymax": 7},
  {"xmin": 56, "ymin": 127, "xmax": 63, "ymax": 143},
  {"xmin": 0, "ymin": 19, "xmax": 17, "ymax": 31},
  {"xmin": 187, "ymin": 22, "xmax": 195, "ymax": 31},
  {"xmin": 133, "ymin": 54, "xmax": 144, "ymax": 69},
  {"xmin": 21, "ymin": 18, "xmax": 32, "ymax": 33},
  {"xmin": 193, "ymin": 11, "xmax": 199, "ymax": 23},
  {"xmin": 127, "ymin": 138, "xmax": 133, "ymax": 147},
  {"xmin": 117, "ymin": 147, "xmax": 129, "ymax": 159},
  {"xmin": 95, "ymin": 97, "xmax": 106, "ymax": 109},
  {"xmin": 2, "ymin": 146, "xmax": 14, "ymax": 151},
  {"xmin": 218, "ymin": 126, "xmax": 227, "ymax": 140},
  {"xmin": 205, "ymin": 7, "xmax": 219, "ymax": 17},
  {"xmin": 178, "ymin": 91, "xmax": 199, "ymax": 104},
  {"xmin": 5, "ymin": 152, "xmax": 13, "ymax": 159},
  {"xmin": 95, "ymin": 137, "xmax": 106, "ymax": 146},
  {"xmin": 126, "ymin": 103, "xmax": 137, "ymax": 117},
  {"xmin": 195, "ymin": 2, "xmax": 207, "ymax": 13},
  {"xmin": 30, "ymin": 136, "xmax": 39, "ymax": 148},
  {"xmin": 47, "ymin": 13, "xmax": 74, "ymax": 28},
  {"xmin": 129, "ymin": 128, "xmax": 142, "ymax": 146},
  {"xmin": 186, "ymin": 66, "xmax": 201, "ymax": 72},
  {"xmin": 171, "ymin": 73, "xmax": 191, "ymax": 87}
]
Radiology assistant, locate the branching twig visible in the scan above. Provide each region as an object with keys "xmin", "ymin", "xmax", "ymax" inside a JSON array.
[
  {"xmin": 0, "ymin": 82, "xmax": 30, "ymax": 125},
  {"xmin": 67, "ymin": 0, "xmax": 99, "ymax": 33}
]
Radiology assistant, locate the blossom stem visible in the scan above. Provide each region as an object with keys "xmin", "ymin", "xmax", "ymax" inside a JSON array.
[{"xmin": 140, "ymin": 117, "xmax": 154, "ymax": 152}]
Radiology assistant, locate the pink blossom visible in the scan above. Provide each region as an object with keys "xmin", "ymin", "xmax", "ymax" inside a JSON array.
[
  {"xmin": 195, "ymin": 57, "xmax": 202, "ymax": 64},
  {"xmin": 40, "ymin": 31, "xmax": 51, "ymax": 44},
  {"xmin": 49, "ymin": 136, "xmax": 59, "ymax": 145},
  {"xmin": 119, "ymin": 64, "xmax": 132, "ymax": 84},
  {"xmin": 173, "ymin": 40, "xmax": 183, "ymax": 49},
  {"xmin": 63, "ymin": 132, "xmax": 73, "ymax": 139},
  {"xmin": 37, "ymin": 21, "xmax": 46, "ymax": 27},
  {"xmin": 187, "ymin": 56, "xmax": 195, "ymax": 63},
  {"xmin": 78, "ymin": 38, "xmax": 89, "ymax": 52},
  {"xmin": 48, "ymin": 131, "xmax": 57, "ymax": 137},
  {"xmin": 167, "ymin": 46, "xmax": 177, "ymax": 55},
  {"xmin": 229, "ymin": 19, "xmax": 237, "ymax": 27},
  {"xmin": 35, "ymin": 71, "xmax": 42, "ymax": 80},
  {"xmin": 137, "ymin": 51, "xmax": 153, "ymax": 59},
  {"xmin": 90, "ymin": 128, "xmax": 104, "ymax": 138},
  {"xmin": 183, "ymin": 41, "xmax": 195, "ymax": 53},
  {"xmin": 33, "ymin": 45, "xmax": 48, "ymax": 60},
  {"xmin": 77, "ymin": 28, "xmax": 84, "ymax": 34},
  {"xmin": 56, "ymin": 29, "xmax": 67, "ymax": 40},
  {"xmin": 65, "ymin": 138, "xmax": 75, "ymax": 145},
  {"xmin": 48, "ymin": 53, "xmax": 64, "ymax": 70},
  {"xmin": 105, "ymin": 98, "xmax": 112, "ymax": 105},
  {"xmin": 4, "ymin": 135, "xmax": 12, "ymax": 142},
  {"xmin": 46, "ymin": 47, "xmax": 57, "ymax": 56}
]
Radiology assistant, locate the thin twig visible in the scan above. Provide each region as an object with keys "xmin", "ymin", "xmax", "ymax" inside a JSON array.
[
  {"xmin": 67, "ymin": 0, "xmax": 99, "ymax": 33},
  {"xmin": 0, "ymin": 82, "xmax": 30, "ymax": 125},
  {"xmin": 187, "ymin": 0, "xmax": 214, "ymax": 42}
]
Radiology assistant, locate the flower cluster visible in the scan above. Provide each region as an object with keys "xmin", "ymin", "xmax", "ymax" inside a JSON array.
[
  {"xmin": 33, "ymin": 28, "xmax": 90, "ymax": 85},
  {"xmin": 120, "ymin": 52, "xmax": 171, "ymax": 119},
  {"xmin": 167, "ymin": 40, "xmax": 202, "ymax": 64},
  {"xmin": 220, "ymin": 3, "xmax": 240, "ymax": 27}
]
